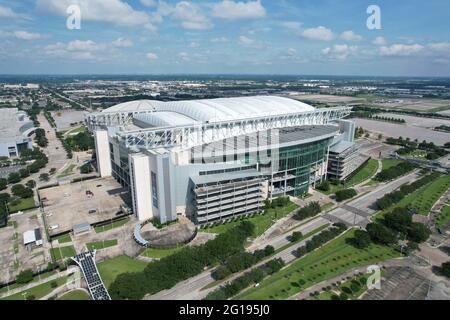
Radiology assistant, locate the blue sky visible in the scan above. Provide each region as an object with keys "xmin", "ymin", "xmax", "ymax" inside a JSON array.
[{"xmin": 0, "ymin": 0, "xmax": 450, "ymax": 76}]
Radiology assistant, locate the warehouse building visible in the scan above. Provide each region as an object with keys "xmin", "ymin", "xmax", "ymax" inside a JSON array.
[{"xmin": 86, "ymin": 96, "xmax": 354, "ymax": 226}]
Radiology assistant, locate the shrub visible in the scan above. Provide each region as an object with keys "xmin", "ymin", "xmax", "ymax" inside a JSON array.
[
  {"xmin": 335, "ymin": 189, "xmax": 357, "ymax": 202},
  {"xmin": 16, "ymin": 269, "xmax": 34, "ymax": 284}
]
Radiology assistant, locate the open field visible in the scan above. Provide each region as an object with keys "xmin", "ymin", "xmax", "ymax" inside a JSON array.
[
  {"xmin": 57, "ymin": 289, "xmax": 90, "ymax": 300},
  {"xmin": 345, "ymin": 159, "xmax": 379, "ymax": 187},
  {"xmin": 409, "ymin": 175, "xmax": 450, "ymax": 216},
  {"xmin": 312, "ymin": 273, "xmax": 369, "ymax": 300},
  {"xmin": 1, "ymin": 276, "xmax": 68, "ymax": 300},
  {"xmin": 436, "ymin": 203, "xmax": 450, "ymax": 229},
  {"xmin": 236, "ymin": 229, "xmax": 401, "ymax": 300},
  {"xmin": 86, "ymin": 239, "xmax": 118, "ymax": 251},
  {"xmin": 369, "ymin": 98, "xmax": 450, "ymax": 112},
  {"xmin": 287, "ymin": 94, "xmax": 365, "ymax": 105},
  {"xmin": 50, "ymin": 245, "xmax": 76, "ymax": 261},
  {"xmin": 203, "ymin": 202, "xmax": 299, "ymax": 236},
  {"xmin": 94, "ymin": 217, "xmax": 130, "ymax": 233},
  {"xmin": 381, "ymin": 159, "xmax": 402, "ymax": 171},
  {"xmin": 8, "ymin": 197, "xmax": 36, "ymax": 213},
  {"xmin": 52, "ymin": 233, "xmax": 72, "ymax": 244},
  {"xmin": 97, "ymin": 255, "xmax": 148, "ymax": 289}
]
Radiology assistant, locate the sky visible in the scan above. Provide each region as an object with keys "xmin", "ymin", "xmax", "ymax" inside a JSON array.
[{"xmin": 0, "ymin": 0, "xmax": 450, "ymax": 76}]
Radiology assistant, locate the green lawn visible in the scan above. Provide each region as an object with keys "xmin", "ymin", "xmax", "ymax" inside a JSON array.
[
  {"xmin": 57, "ymin": 164, "xmax": 77, "ymax": 179},
  {"xmin": 275, "ymin": 224, "xmax": 330, "ymax": 254},
  {"xmin": 203, "ymin": 202, "xmax": 299, "ymax": 236},
  {"xmin": 436, "ymin": 203, "xmax": 450, "ymax": 229},
  {"xmin": 140, "ymin": 246, "xmax": 184, "ymax": 259},
  {"xmin": 8, "ymin": 197, "xmax": 36, "ymax": 213},
  {"xmin": 405, "ymin": 149, "xmax": 427, "ymax": 158},
  {"xmin": 1, "ymin": 276, "xmax": 68, "ymax": 300},
  {"xmin": 97, "ymin": 255, "xmax": 148, "ymax": 289},
  {"xmin": 381, "ymin": 159, "xmax": 402, "ymax": 171},
  {"xmin": 236, "ymin": 229, "xmax": 401, "ymax": 300},
  {"xmin": 53, "ymin": 233, "xmax": 72, "ymax": 244},
  {"xmin": 0, "ymin": 271, "xmax": 56, "ymax": 295},
  {"xmin": 344, "ymin": 159, "xmax": 379, "ymax": 187},
  {"xmin": 408, "ymin": 175, "xmax": 450, "ymax": 216},
  {"xmin": 86, "ymin": 239, "xmax": 118, "ymax": 251},
  {"xmin": 95, "ymin": 218, "xmax": 130, "ymax": 233},
  {"xmin": 57, "ymin": 289, "xmax": 90, "ymax": 300},
  {"xmin": 65, "ymin": 126, "xmax": 86, "ymax": 136},
  {"xmin": 50, "ymin": 245, "xmax": 76, "ymax": 261}
]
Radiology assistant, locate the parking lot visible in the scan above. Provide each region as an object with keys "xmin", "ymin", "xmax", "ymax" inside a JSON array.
[{"xmin": 39, "ymin": 177, "xmax": 131, "ymax": 236}]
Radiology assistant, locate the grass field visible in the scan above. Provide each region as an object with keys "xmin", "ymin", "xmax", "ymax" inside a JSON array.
[
  {"xmin": 65, "ymin": 126, "xmax": 86, "ymax": 136},
  {"xmin": 344, "ymin": 159, "xmax": 379, "ymax": 187},
  {"xmin": 0, "ymin": 271, "xmax": 56, "ymax": 295},
  {"xmin": 50, "ymin": 245, "xmax": 76, "ymax": 261},
  {"xmin": 57, "ymin": 289, "xmax": 90, "ymax": 300},
  {"xmin": 381, "ymin": 159, "xmax": 402, "ymax": 171},
  {"xmin": 203, "ymin": 202, "xmax": 299, "ymax": 236},
  {"xmin": 95, "ymin": 218, "xmax": 130, "ymax": 233},
  {"xmin": 408, "ymin": 175, "xmax": 450, "ymax": 216},
  {"xmin": 236, "ymin": 229, "xmax": 400, "ymax": 300},
  {"xmin": 86, "ymin": 239, "xmax": 118, "ymax": 251},
  {"xmin": 97, "ymin": 255, "xmax": 148, "ymax": 289},
  {"xmin": 436, "ymin": 203, "xmax": 450, "ymax": 229},
  {"xmin": 52, "ymin": 233, "xmax": 72, "ymax": 244},
  {"xmin": 57, "ymin": 164, "xmax": 77, "ymax": 179},
  {"xmin": 140, "ymin": 246, "xmax": 184, "ymax": 259},
  {"xmin": 1, "ymin": 276, "xmax": 68, "ymax": 300},
  {"xmin": 8, "ymin": 197, "xmax": 36, "ymax": 213}
]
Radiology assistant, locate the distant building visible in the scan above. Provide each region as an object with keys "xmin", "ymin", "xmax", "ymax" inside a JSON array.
[{"xmin": 0, "ymin": 108, "xmax": 36, "ymax": 158}]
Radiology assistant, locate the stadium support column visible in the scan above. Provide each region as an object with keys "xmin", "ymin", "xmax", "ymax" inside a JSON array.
[
  {"xmin": 94, "ymin": 130, "xmax": 112, "ymax": 177},
  {"xmin": 129, "ymin": 153, "xmax": 153, "ymax": 222}
]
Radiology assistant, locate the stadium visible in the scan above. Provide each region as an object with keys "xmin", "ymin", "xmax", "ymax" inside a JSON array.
[{"xmin": 86, "ymin": 96, "xmax": 357, "ymax": 226}]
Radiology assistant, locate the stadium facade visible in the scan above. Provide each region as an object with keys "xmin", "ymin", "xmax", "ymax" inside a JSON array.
[
  {"xmin": 0, "ymin": 108, "xmax": 35, "ymax": 158},
  {"xmin": 87, "ymin": 96, "xmax": 355, "ymax": 226}
]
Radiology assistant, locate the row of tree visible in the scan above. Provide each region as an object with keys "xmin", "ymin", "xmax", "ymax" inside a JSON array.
[
  {"xmin": 205, "ymin": 258, "xmax": 285, "ymax": 300},
  {"xmin": 34, "ymin": 128, "xmax": 48, "ymax": 148},
  {"xmin": 335, "ymin": 189, "xmax": 357, "ymax": 202},
  {"xmin": 374, "ymin": 162, "xmax": 416, "ymax": 182},
  {"xmin": 294, "ymin": 201, "xmax": 321, "ymax": 221},
  {"xmin": 296, "ymin": 223, "xmax": 348, "ymax": 258},
  {"xmin": 375, "ymin": 172, "xmax": 441, "ymax": 210},
  {"xmin": 108, "ymin": 221, "xmax": 256, "ymax": 300},
  {"xmin": 212, "ymin": 246, "xmax": 275, "ymax": 280},
  {"xmin": 264, "ymin": 196, "xmax": 290, "ymax": 209}
]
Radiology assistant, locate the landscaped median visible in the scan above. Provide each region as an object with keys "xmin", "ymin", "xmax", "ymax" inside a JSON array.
[{"xmin": 235, "ymin": 229, "xmax": 401, "ymax": 300}]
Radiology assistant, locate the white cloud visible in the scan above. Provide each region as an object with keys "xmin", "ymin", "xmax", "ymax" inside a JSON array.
[
  {"xmin": 379, "ymin": 43, "xmax": 424, "ymax": 56},
  {"xmin": 372, "ymin": 36, "xmax": 386, "ymax": 46},
  {"xmin": 36, "ymin": 0, "xmax": 156, "ymax": 31},
  {"xmin": 0, "ymin": 5, "xmax": 19, "ymax": 18},
  {"xmin": 281, "ymin": 21, "xmax": 302, "ymax": 31},
  {"xmin": 322, "ymin": 44, "xmax": 357, "ymax": 60},
  {"xmin": 146, "ymin": 52, "xmax": 158, "ymax": 60},
  {"xmin": 340, "ymin": 30, "xmax": 362, "ymax": 41},
  {"xmin": 172, "ymin": 1, "xmax": 212, "ymax": 30},
  {"xmin": 302, "ymin": 26, "xmax": 334, "ymax": 41},
  {"xmin": 211, "ymin": 37, "xmax": 228, "ymax": 43},
  {"xmin": 140, "ymin": 0, "xmax": 157, "ymax": 7},
  {"xmin": 287, "ymin": 48, "xmax": 297, "ymax": 56},
  {"xmin": 212, "ymin": 0, "xmax": 266, "ymax": 20},
  {"xmin": 238, "ymin": 35, "xmax": 263, "ymax": 48},
  {"xmin": 67, "ymin": 40, "xmax": 100, "ymax": 51},
  {"xmin": 14, "ymin": 31, "xmax": 43, "ymax": 41},
  {"xmin": 178, "ymin": 52, "xmax": 190, "ymax": 61},
  {"xmin": 112, "ymin": 38, "xmax": 133, "ymax": 47},
  {"xmin": 428, "ymin": 42, "xmax": 450, "ymax": 52}
]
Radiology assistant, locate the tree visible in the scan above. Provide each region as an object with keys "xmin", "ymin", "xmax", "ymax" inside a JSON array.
[
  {"xmin": 0, "ymin": 178, "xmax": 7, "ymax": 191},
  {"xmin": 407, "ymin": 222, "xmax": 431, "ymax": 243},
  {"xmin": 11, "ymin": 184, "xmax": 33, "ymax": 199},
  {"xmin": 366, "ymin": 222, "xmax": 397, "ymax": 245},
  {"xmin": 25, "ymin": 180, "xmax": 36, "ymax": 189},
  {"xmin": 316, "ymin": 180, "xmax": 330, "ymax": 192},
  {"xmin": 383, "ymin": 207, "xmax": 412, "ymax": 234},
  {"xmin": 350, "ymin": 230, "xmax": 372, "ymax": 249},
  {"xmin": 335, "ymin": 189, "xmax": 357, "ymax": 202},
  {"xmin": 7, "ymin": 172, "xmax": 21, "ymax": 184},
  {"xmin": 39, "ymin": 173, "xmax": 50, "ymax": 182},
  {"xmin": 16, "ymin": 269, "xmax": 34, "ymax": 284},
  {"xmin": 0, "ymin": 193, "xmax": 11, "ymax": 204},
  {"xmin": 290, "ymin": 231, "xmax": 303, "ymax": 242},
  {"xmin": 80, "ymin": 163, "xmax": 93, "ymax": 174},
  {"xmin": 441, "ymin": 261, "xmax": 450, "ymax": 278},
  {"xmin": 49, "ymin": 168, "xmax": 57, "ymax": 175},
  {"xmin": 19, "ymin": 168, "xmax": 29, "ymax": 179}
]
